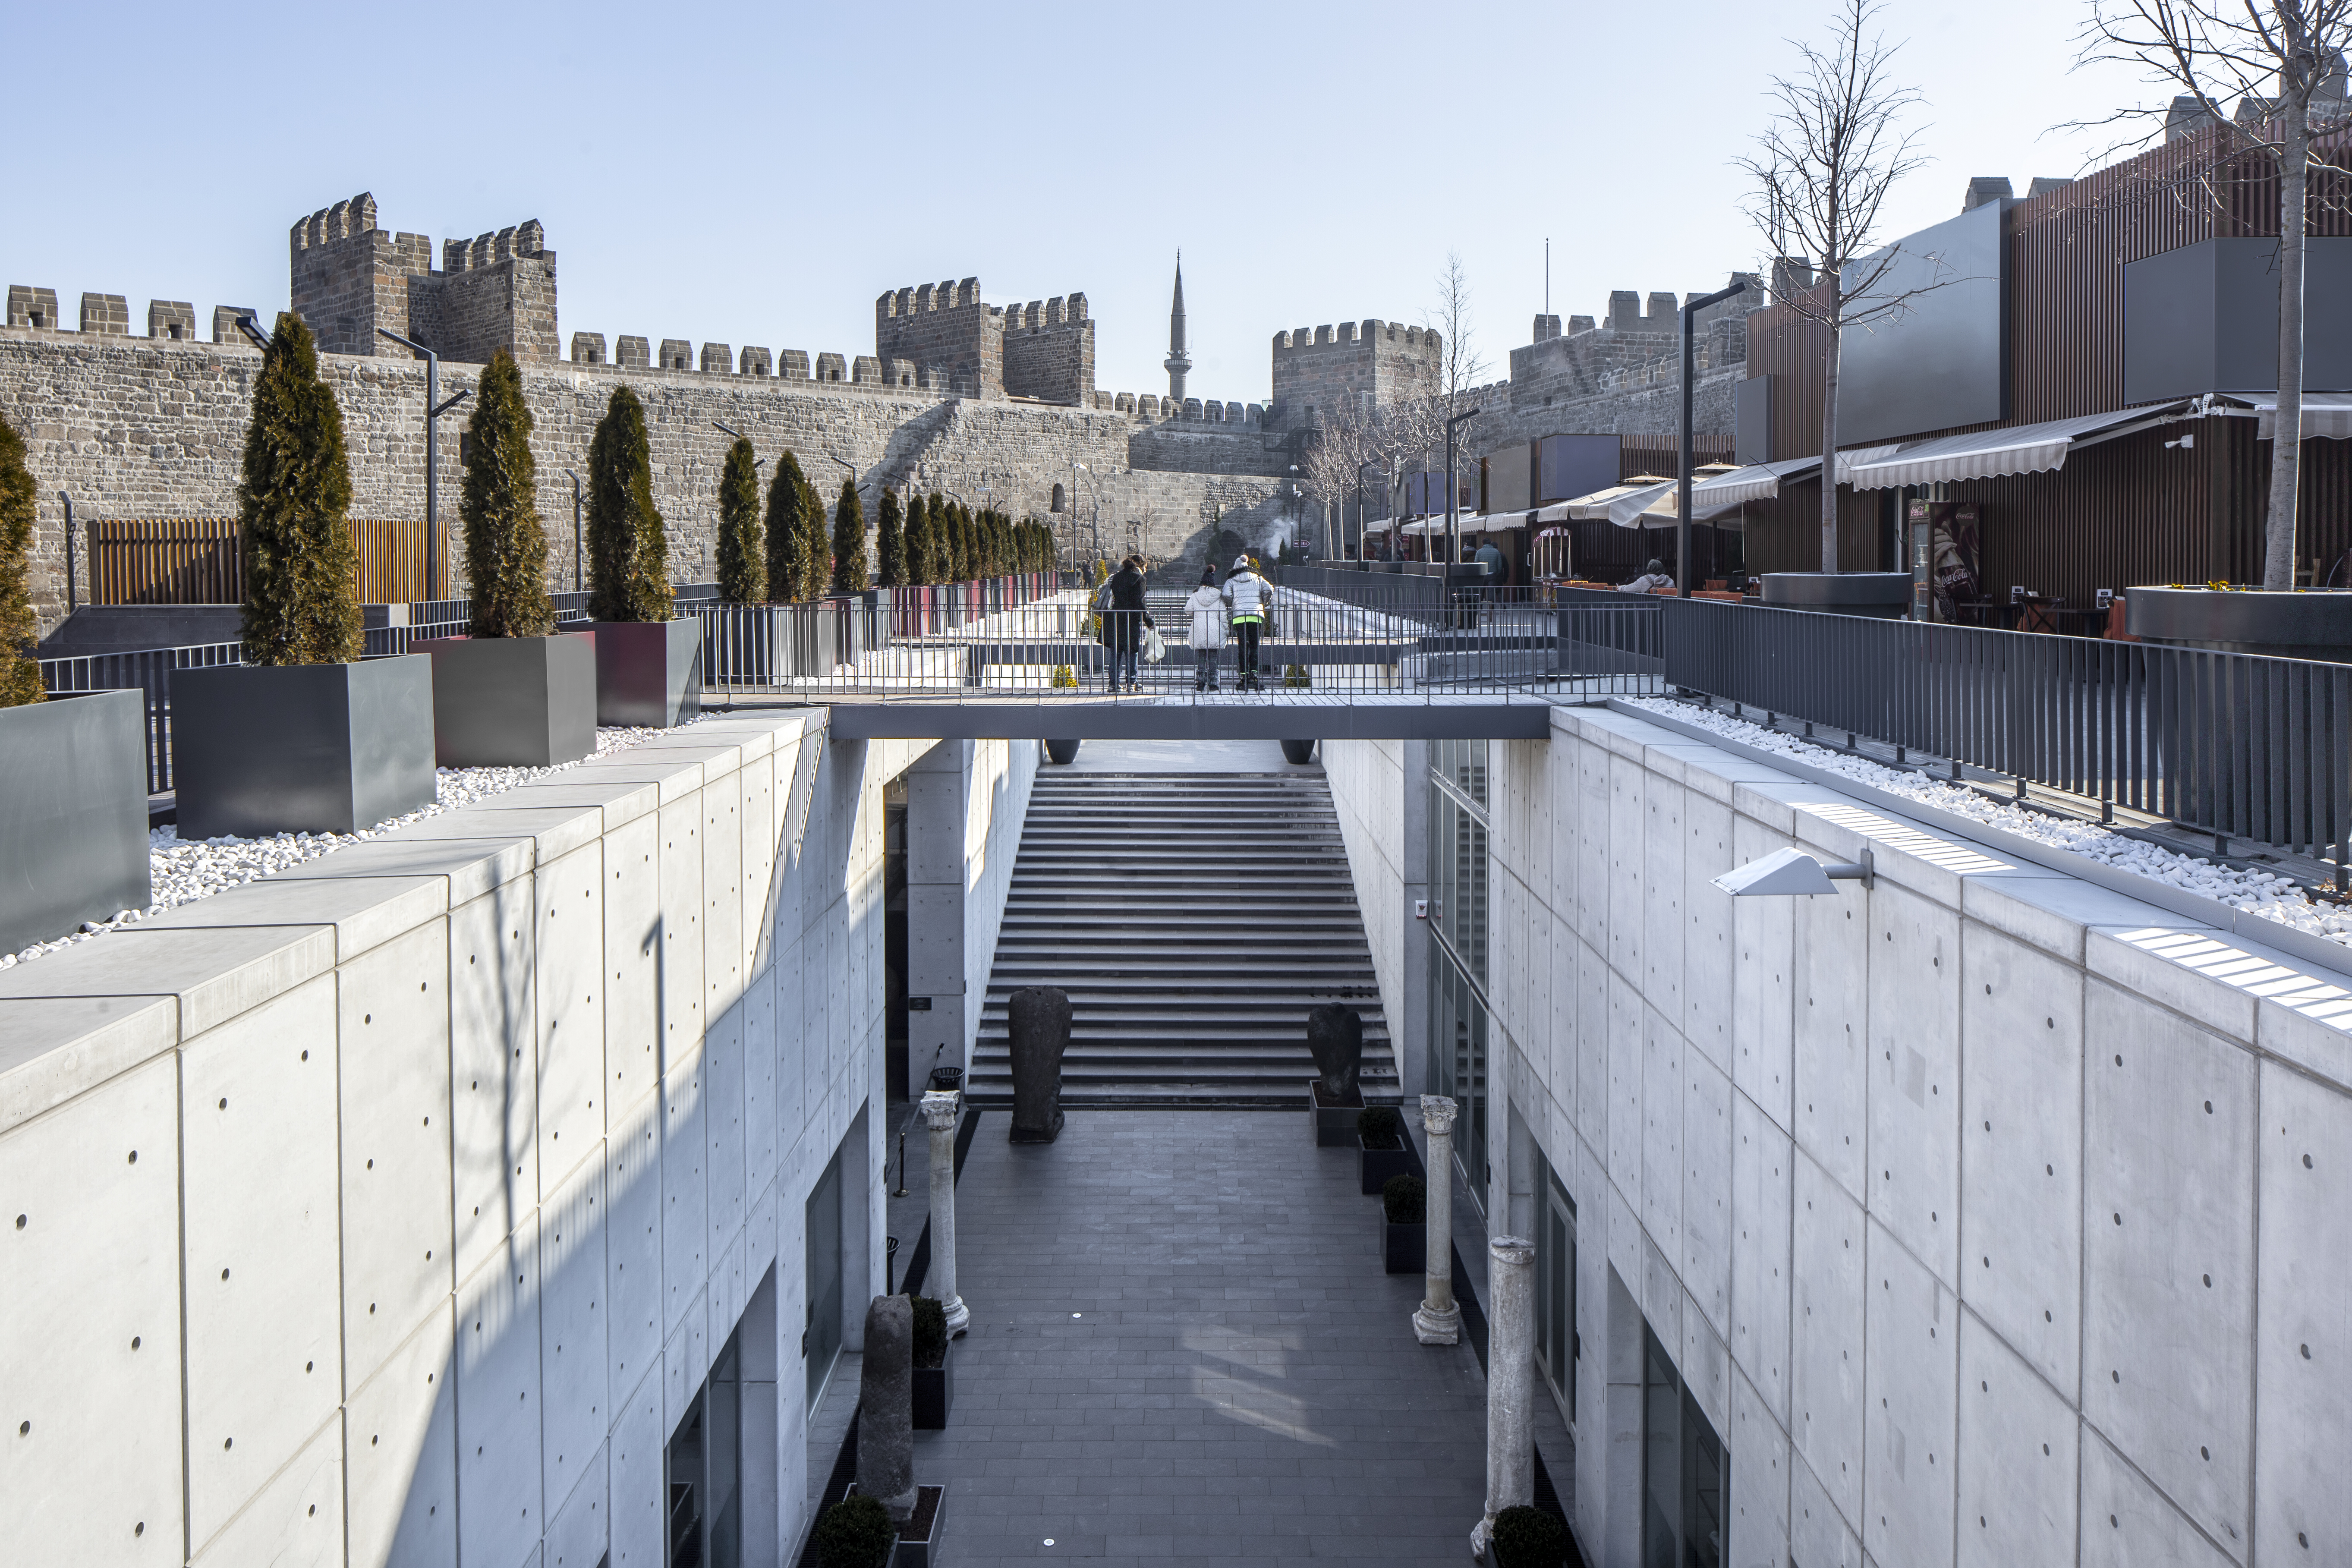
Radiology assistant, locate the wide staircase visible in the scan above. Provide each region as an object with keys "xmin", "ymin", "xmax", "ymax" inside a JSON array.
[{"xmin": 967, "ymin": 768, "xmax": 1397, "ymax": 1108}]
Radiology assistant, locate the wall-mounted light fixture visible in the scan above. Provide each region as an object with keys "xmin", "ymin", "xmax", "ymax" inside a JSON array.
[{"xmin": 1711, "ymin": 846, "xmax": 1873, "ymax": 897}]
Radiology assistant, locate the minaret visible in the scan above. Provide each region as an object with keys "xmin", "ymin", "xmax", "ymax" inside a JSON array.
[{"xmin": 1163, "ymin": 251, "xmax": 1192, "ymax": 403}]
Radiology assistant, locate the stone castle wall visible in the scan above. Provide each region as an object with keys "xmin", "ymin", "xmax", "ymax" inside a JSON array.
[
  {"xmin": 998, "ymin": 295, "xmax": 1093, "ymax": 405},
  {"xmin": 1268, "ymin": 318, "xmax": 1440, "ymax": 432},
  {"xmin": 287, "ymin": 193, "xmax": 558, "ymax": 367}
]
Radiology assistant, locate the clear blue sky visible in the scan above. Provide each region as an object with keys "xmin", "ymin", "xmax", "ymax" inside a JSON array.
[{"xmin": 7, "ymin": 0, "xmax": 2159, "ymax": 403}]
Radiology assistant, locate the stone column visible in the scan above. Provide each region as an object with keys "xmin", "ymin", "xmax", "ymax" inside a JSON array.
[
  {"xmin": 1415, "ymin": 1095, "xmax": 1462, "ymax": 1345},
  {"xmin": 856, "ymin": 1294, "xmax": 916, "ymax": 1519},
  {"xmin": 1472, "ymin": 1234, "xmax": 1537, "ymax": 1561},
  {"xmin": 922, "ymin": 1088, "xmax": 969, "ymax": 1336}
]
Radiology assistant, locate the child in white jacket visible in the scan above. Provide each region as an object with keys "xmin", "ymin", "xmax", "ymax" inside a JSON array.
[{"xmin": 1184, "ymin": 567, "xmax": 1227, "ymax": 691}]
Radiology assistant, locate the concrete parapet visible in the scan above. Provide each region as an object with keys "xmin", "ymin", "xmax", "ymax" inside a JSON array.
[
  {"xmin": 7, "ymin": 286, "xmax": 60, "ymax": 330},
  {"xmin": 571, "ymin": 332, "xmax": 608, "ymax": 365},
  {"xmin": 80, "ymin": 293, "xmax": 129, "ymax": 336}
]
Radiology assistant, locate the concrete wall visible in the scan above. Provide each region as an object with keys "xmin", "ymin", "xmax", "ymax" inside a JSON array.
[
  {"xmin": 0, "ymin": 710, "xmax": 1025, "ymax": 1568},
  {"xmin": 900, "ymin": 736, "xmax": 1038, "ymax": 1086},
  {"xmin": 1321, "ymin": 737, "xmax": 1429, "ymax": 1098},
  {"xmin": 1331, "ymin": 701, "xmax": 2352, "ymax": 1568}
]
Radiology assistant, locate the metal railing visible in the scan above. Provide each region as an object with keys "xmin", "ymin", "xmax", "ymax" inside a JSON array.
[{"xmin": 1661, "ymin": 597, "xmax": 2352, "ymax": 869}]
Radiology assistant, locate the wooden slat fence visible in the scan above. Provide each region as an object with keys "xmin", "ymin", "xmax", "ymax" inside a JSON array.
[{"xmin": 89, "ymin": 519, "xmax": 431, "ymax": 605}]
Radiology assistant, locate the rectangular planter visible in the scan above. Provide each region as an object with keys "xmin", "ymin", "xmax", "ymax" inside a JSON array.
[
  {"xmin": 173, "ymin": 655, "xmax": 436, "ymax": 839},
  {"xmin": 1383, "ymin": 1216, "xmax": 1426, "ymax": 1275},
  {"xmin": 0, "ymin": 690, "xmax": 153, "ymax": 951},
  {"xmin": 1309, "ymin": 1079, "xmax": 1364, "ymax": 1148},
  {"xmin": 892, "ymin": 1483, "xmax": 948, "ymax": 1568},
  {"xmin": 1360, "ymin": 1136, "xmax": 1417, "ymax": 1196},
  {"xmin": 590, "ymin": 617, "xmax": 703, "ymax": 727},
  {"xmin": 413, "ymin": 633, "xmax": 597, "ymax": 767},
  {"xmin": 913, "ymin": 1351, "xmax": 954, "ymax": 1430}
]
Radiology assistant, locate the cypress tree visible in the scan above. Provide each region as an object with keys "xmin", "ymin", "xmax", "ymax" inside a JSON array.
[
  {"xmin": 921, "ymin": 494, "xmax": 947, "ymax": 583},
  {"xmin": 458, "ymin": 350, "xmax": 554, "ymax": 639},
  {"xmin": 0, "ymin": 414, "xmax": 40, "ymax": 706},
  {"xmin": 903, "ymin": 494, "xmax": 932, "ymax": 586},
  {"xmin": 876, "ymin": 487, "xmax": 909, "ymax": 588},
  {"xmin": 762, "ymin": 450, "xmax": 810, "ymax": 601},
  {"xmin": 830, "ymin": 478, "xmax": 867, "ymax": 593},
  {"xmin": 238, "ymin": 312, "xmax": 361, "ymax": 665},
  {"xmin": 796, "ymin": 470, "xmax": 829, "ymax": 601},
  {"xmin": 586, "ymin": 384, "xmax": 673, "ymax": 623},
  {"xmin": 715, "ymin": 436, "xmax": 765, "ymax": 604}
]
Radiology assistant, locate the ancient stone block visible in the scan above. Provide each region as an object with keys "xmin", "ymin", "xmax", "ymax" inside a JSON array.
[
  {"xmin": 571, "ymin": 333, "xmax": 607, "ymax": 365},
  {"xmin": 738, "ymin": 346, "xmax": 770, "ymax": 377},
  {"xmin": 7, "ymin": 286, "xmax": 59, "ymax": 330},
  {"xmin": 779, "ymin": 350, "xmax": 810, "ymax": 380},
  {"xmin": 80, "ymin": 293, "xmax": 129, "ymax": 335},
  {"xmin": 211, "ymin": 305, "xmax": 255, "ymax": 345},
  {"xmin": 856, "ymin": 1294, "xmax": 916, "ymax": 1518},
  {"xmin": 615, "ymin": 336, "xmax": 649, "ymax": 370},
  {"xmin": 1007, "ymin": 986, "xmax": 1070, "ymax": 1143},
  {"xmin": 658, "ymin": 340, "xmax": 691, "ymax": 372},
  {"xmin": 146, "ymin": 301, "xmax": 196, "ymax": 341}
]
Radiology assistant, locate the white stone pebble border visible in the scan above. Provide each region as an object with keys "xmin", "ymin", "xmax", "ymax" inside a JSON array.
[
  {"xmin": 1628, "ymin": 696, "xmax": 2352, "ymax": 950},
  {"xmin": 3, "ymin": 717, "xmax": 702, "ymax": 969}
]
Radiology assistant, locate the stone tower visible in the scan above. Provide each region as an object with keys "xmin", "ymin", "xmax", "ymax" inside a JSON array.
[{"xmin": 1163, "ymin": 252, "xmax": 1192, "ymax": 403}]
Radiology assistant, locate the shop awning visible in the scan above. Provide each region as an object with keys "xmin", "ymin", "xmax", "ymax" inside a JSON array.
[
  {"xmin": 1842, "ymin": 405, "xmax": 2191, "ymax": 490},
  {"xmin": 1688, "ymin": 454, "xmax": 1823, "ymax": 505},
  {"xmin": 1399, "ymin": 513, "xmax": 1522, "ymax": 536},
  {"xmin": 1606, "ymin": 466, "xmax": 1747, "ymax": 527},
  {"xmin": 2238, "ymin": 392, "xmax": 2352, "ymax": 441},
  {"xmin": 1554, "ymin": 477, "xmax": 1676, "ymax": 521}
]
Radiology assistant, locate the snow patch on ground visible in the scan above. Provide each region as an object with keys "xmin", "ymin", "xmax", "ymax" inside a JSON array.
[
  {"xmin": 1626, "ymin": 696, "xmax": 2352, "ymax": 949},
  {"xmin": 3, "ymin": 718, "xmax": 701, "ymax": 969}
]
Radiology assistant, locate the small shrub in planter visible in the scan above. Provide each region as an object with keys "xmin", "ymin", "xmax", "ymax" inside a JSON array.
[
  {"xmin": 911, "ymin": 1293, "xmax": 952, "ymax": 1429},
  {"xmin": 1358, "ymin": 1105, "xmax": 1417, "ymax": 1196},
  {"xmin": 1491, "ymin": 1503, "xmax": 1569, "ymax": 1568},
  {"xmin": 762, "ymin": 450, "xmax": 818, "ymax": 602},
  {"xmin": 812, "ymin": 1494, "xmax": 895, "ymax": 1568},
  {"xmin": 0, "ymin": 413, "xmax": 41, "ymax": 707},
  {"xmin": 1382, "ymin": 1173, "xmax": 1426, "ymax": 1275}
]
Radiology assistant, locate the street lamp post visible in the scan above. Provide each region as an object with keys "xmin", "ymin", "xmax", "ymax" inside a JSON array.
[
  {"xmin": 1355, "ymin": 460, "xmax": 1383, "ymax": 563},
  {"xmin": 1677, "ymin": 280, "xmax": 1748, "ymax": 597},
  {"xmin": 376, "ymin": 328, "xmax": 471, "ymax": 601},
  {"xmin": 564, "ymin": 469, "xmax": 584, "ymax": 592}
]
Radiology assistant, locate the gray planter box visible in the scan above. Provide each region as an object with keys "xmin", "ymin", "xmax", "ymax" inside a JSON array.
[
  {"xmin": 2127, "ymin": 585, "xmax": 2352, "ymax": 662},
  {"xmin": 1309, "ymin": 1079, "xmax": 1363, "ymax": 1148},
  {"xmin": 173, "ymin": 656, "xmax": 435, "ymax": 839},
  {"xmin": 912, "ymin": 1350, "xmax": 953, "ymax": 1430},
  {"xmin": 1760, "ymin": 571, "xmax": 1914, "ymax": 618},
  {"xmin": 590, "ymin": 618, "xmax": 703, "ymax": 727},
  {"xmin": 1360, "ymin": 1135, "xmax": 1416, "ymax": 1196},
  {"xmin": 0, "ymin": 690, "xmax": 152, "ymax": 951},
  {"xmin": 891, "ymin": 1483, "xmax": 948, "ymax": 1568},
  {"xmin": 1383, "ymin": 1216, "xmax": 1426, "ymax": 1275},
  {"xmin": 415, "ymin": 633, "xmax": 597, "ymax": 767}
]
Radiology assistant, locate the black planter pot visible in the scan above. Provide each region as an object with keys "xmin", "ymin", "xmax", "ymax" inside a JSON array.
[
  {"xmin": 589, "ymin": 617, "xmax": 703, "ymax": 727},
  {"xmin": 1360, "ymin": 1136, "xmax": 1416, "ymax": 1196},
  {"xmin": 2127, "ymin": 585, "xmax": 2352, "ymax": 662},
  {"xmin": 1383, "ymin": 1216, "xmax": 1426, "ymax": 1275},
  {"xmin": 1044, "ymin": 737, "xmax": 1081, "ymax": 765},
  {"xmin": 415, "ymin": 633, "xmax": 597, "ymax": 766},
  {"xmin": 1760, "ymin": 571, "xmax": 1914, "ymax": 618},
  {"xmin": 0, "ymin": 690, "xmax": 152, "ymax": 951},
  {"xmin": 1280, "ymin": 738, "xmax": 1317, "ymax": 764},
  {"xmin": 1308, "ymin": 1078, "xmax": 1364, "ymax": 1148},
  {"xmin": 173, "ymin": 655, "xmax": 435, "ymax": 839},
  {"xmin": 912, "ymin": 1351, "xmax": 954, "ymax": 1430}
]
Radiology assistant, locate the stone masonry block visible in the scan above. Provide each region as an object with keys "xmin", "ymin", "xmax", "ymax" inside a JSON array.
[
  {"xmin": 148, "ymin": 299, "xmax": 197, "ymax": 340},
  {"xmin": 1957, "ymin": 921, "xmax": 2083, "ymax": 1393},
  {"xmin": 572, "ymin": 332, "xmax": 608, "ymax": 365},
  {"xmin": 81, "ymin": 292, "xmax": 129, "ymax": 334},
  {"xmin": 2083, "ymin": 979, "xmax": 2255, "ymax": 1554},
  {"xmin": 0, "ymin": 1053, "xmax": 183, "ymax": 1563},
  {"xmin": 615, "ymin": 336, "xmax": 649, "ymax": 369},
  {"xmin": 1862, "ymin": 1215, "xmax": 1957, "ymax": 1568},
  {"xmin": 699, "ymin": 342, "xmax": 730, "ymax": 374},
  {"xmin": 1866, "ymin": 881, "xmax": 1961, "ymax": 1287},
  {"xmin": 658, "ymin": 340, "xmax": 691, "ymax": 372},
  {"xmin": 181, "ymin": 975, "xmax": 343, "ymax": 1551}
]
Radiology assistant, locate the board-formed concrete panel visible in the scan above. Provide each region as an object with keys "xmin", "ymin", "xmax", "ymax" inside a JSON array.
[
  {"xmin": 1731, "ymin": 814, "xmax": 1798, "ymax": 1135},
  {"xmin": 536, "ymin": 841, "xmax": 607, "ymax": 1194},
  {"xmin": 1641, "ymin": 1004, "xmax": 1684, "ymax": 1259},
  {"xmin": 1607, "ymin": 971, "xmax": 1643, "ymax": 1196},
  {"xmin": 343, "ymin": 1301, "xmax": 457, "ymax": 1568},
  {"xmin": 1682, "ymin": 1048, "xmax": 1734, "ymax": 1340},
  {"xmin": 1683, "ymin": 794, "xmax": 1736, "ymax": 1073},
  {"xmin": 1791, "ymin": 1448, "xmax": 1864, "ymax": 1568},
  {"xmin": 338, "ymin": 919, "xmax": 457, "ymax": 1384},
  {"xmin": 1732, "ymin": 1091, "xmax": 1795, "ymax": 1425},
  {"xmin": 2083, "ymin": 979, "xmax": 2255, "ymax": 1553},
  {"xmin": 2253, "ymin": 1057, "xmax": 2352, "ymax": 1562},
  {"xmin": 1642, "ymin": 777, "xmax": 1686, "ymax": 1026},
  {"xmin": 605, "ymin": 1091, "xmax": 663, "ymax": 1403},
  {"xmin": 547, "ymin": 1440, "xmax": 609, "ymax": 1568},
  {"xmin": 2080, "ymin": 1425, "xmax": 2241, "ymax": 1568},
  {"xmin": 658, "ymin": 797, "xmax": 706, "ymax": 1056},
  {"xmin": 1548, "ymin": 916, "xmax": 1576, "ymax": 1112},
  {"xmin": 1608, "ymin": 752, "xmax": 1645, "ymax": 983},
  {"xmin": 1867, "ymin": 882, "xmax": 1962, "ymax": 1286},
  {"xmin": 602, "ymin": 813, "xmax": 662, "ymax": 1124},
  {"xmin": 661, "ymin": 1047, "xmax": 708, "ymax": 1332},
  {"xmin": 608, "ymin": 1363, "xmax": 666, "ymax": 1568},
  {"xmin": 1955, "ymin": 1304, "xmax": 2077, "ymax": 1568},
  {"xmin": 1681, "ymin": 1283, "xmax": 1732, "ymax": 1440},
  {"xmin": 743, "ymin": 967, "xmax": 780, "ymax": 1204},
  {"xmin": 1863, "ymin": 1215, "xmax": 1958, "ymax": 1568},
  {"xmin": 1729, "ymin": 1365, "xmax": 1792, "ymax": 1568},
  {"xmin": 1957, "ymin": 921, "xmax": 2084, "ymax": 1393},
  {"xmin": 1574, "ymin": 737, "xmax": 1609, "ymax": 955},
  {"xmin": 0, "ymin": 1052, "xmax": 182, "ymax": 1565},
  {"xmin": 451, "ymin": 874, "xmax": 539, "ymax": 1284},
  {"xmin": 705, "ymin": 1010, "xmax": 748, "ymax": 1270},
  {"xmin": 457, "ymin": 1211, "xmax": 544, "ymax": 1568},
  {"xmin": 540, "ymin": 1154, "xmax": 608, "ymax": 1530},
  {"xmin": 1792, "ymin": 1151, "xmax": 1867, "ymax": 1529},
  {"xmin": 1574, "ymin": 934, "xmax": 1609, "ymax": 1149},
  {"xmin": 1794, "ymin": 888, "xmax": 1869, "ymax": 1202},
  {"xmin": 181, "ymin": 974, "xmax": 344, "ymax": 1550},
  {"xmin": 703, "ymin": 781, "xmax": 745, "ymax": 1019}
]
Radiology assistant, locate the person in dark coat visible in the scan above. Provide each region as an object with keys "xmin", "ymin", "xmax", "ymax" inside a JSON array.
[{"xmin": 1102, "ymin": 555, "xmax": 1153, "ymax": 692}]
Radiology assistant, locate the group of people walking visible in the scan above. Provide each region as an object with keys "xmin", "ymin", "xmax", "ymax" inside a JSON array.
[{"xmin": 1095, "ymin": 554, "xmax": 1275, "ymax": 693}]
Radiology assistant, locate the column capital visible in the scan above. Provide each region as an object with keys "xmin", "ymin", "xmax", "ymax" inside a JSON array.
[
  {"xmin": 1419, "ymin": 1094, "xmax": 1458, "ymax": 1137},
  {"xmin": 920, "ymin": 1089, "xmax": 961, "ymax": 1132}
]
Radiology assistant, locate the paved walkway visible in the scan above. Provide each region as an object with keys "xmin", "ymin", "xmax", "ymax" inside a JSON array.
[{"xmin": 905, "ymin": 1108, "xmax": 1490, "ymax": 1565}]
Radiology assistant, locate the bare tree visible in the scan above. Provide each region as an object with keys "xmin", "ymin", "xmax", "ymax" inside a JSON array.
[
  {"xmin": 1735, "ymin": 0, "xmax": 1933, "ymax": 572},
  {"xmin": 2078, "ymin": 2, "xmax": 2352, "ymax": 588}
]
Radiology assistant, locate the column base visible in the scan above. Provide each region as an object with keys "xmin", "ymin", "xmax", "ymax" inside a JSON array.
[
  {"xmin": 1414, "ymin": 1301, "xmax": 1462, "ymax": 1345},
  {"xmin": 943, "ymin": 1294, "xmax": 970, "ymax": 1337},
  {"xmin": 1469, "ymin": 1511, "xmax": 1496, "ymax": 1561}
]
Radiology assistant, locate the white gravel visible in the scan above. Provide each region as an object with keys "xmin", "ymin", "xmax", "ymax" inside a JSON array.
[
  {"xmin": 1629, "ymin": 696, "xmax": 2352, "ymax": 949},
  {"xmin": 3, "ymin": 718, "xmax": 702, "ymax": 970}
]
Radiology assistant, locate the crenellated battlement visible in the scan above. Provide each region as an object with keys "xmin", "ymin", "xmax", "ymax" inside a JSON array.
[
  {"xmin": 286, "ymin": 192, "xmax": 557, "ymax": 365},
  {"xmin": 1265, "ymin": 314, "xmax": 1440, "ymax": 433},
  {"xmin": 1096, "ymin": 390, "xmax": 1261, "ymax": 428},
  {"xmin": 1270, "ymin": 318, "xmax": 1441, "ymax": 358}
]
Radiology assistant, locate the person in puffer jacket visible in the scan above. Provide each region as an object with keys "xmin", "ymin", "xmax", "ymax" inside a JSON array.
[
  {"xmin": 1222, "ymin": 554, "xmax": 1271, "ymax": 691},
  {"xmin": 1184, "ymin": 566, "xmax": 1227, "ymax": 691}
]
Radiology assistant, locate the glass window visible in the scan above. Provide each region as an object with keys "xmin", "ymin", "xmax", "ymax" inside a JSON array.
[
  {"xmin": 804, "ymin": 1143, "xmax": 844, "ymax": 1408},
  {"xmin": 1534, "ymin": 1152, "xmax": 1576, "ymax": 1420},
  {"xmin": 1427, "ymin": 743, "xmax": 1493, "ymax": 1208},
  {"xmin": 1641, "ymin": 1322, "xmax": 1727, "ymax": 1568}
]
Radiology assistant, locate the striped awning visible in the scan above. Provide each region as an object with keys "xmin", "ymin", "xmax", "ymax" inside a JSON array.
[
  {"xmin": 1842, "ymin": 406, "xmax": 2190, "ymax": 490},
  {"xmin": 2239, "ymin": 392, "xmax": 2352, "ymax": 441}
]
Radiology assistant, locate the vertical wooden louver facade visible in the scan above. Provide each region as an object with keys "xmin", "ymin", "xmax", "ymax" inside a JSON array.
[{"xmin": 1740, "ymin": 122, "xmax": 2352, "ymax": 601}]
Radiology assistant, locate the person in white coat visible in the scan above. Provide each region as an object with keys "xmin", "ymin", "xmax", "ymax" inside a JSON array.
[
  {"xmin": 1222, "ymin": 554, "xmax": 1272, "ymax": 691},
  {"xmin": 1184, "ymin": 566, "xmax": 1227, "ymax": 691}
]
